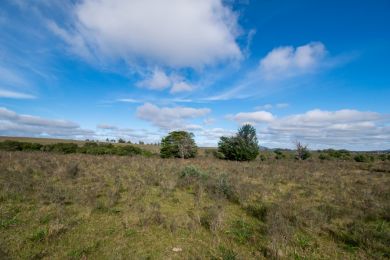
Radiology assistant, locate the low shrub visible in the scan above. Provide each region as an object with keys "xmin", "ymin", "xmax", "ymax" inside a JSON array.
[
  {"xmin": 213, "ymin": 174, "xmax": 239, "ymax": 203},
  {"xmin": 178, "ymin": 165, "xmax": 209, "ymax": 188},
  {"xmin": 274, "ymin": 149, "xmax": 286, "ymax": 160},
  {"xmin": 354, "ymin": 154, "xmax": 374, "ymax": 163},
  {"xmin": 228, "ymin": 220, "xmax": 254, "ymax": 244},
  {"xmin": 0, "ymin": 140, "xmax": 42, "ymax": 151},
  {"xmin": 0, "ymin": 140, "xmax": 152, "ymax": 157},
  {"xmin": 323, "ymin": 149, "xmax": 351, "ymax": 160},
  {"xmin": 43, "ymin": 143, "xmax": 78, "ymax": 154},
  {"xmin": 179, "ymin": 165, "xmax": 208, "ymax": 179},
  {"xmin": 245, "ymin": 203, "xmax": 269, "ymax": 222},
  {"xmin": 319, "ymin": 153, "xmax": 330, "ymax": 160}
]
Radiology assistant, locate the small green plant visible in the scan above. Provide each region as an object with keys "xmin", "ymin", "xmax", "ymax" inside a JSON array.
[
  {"xmin": 30, "ymin": 228, "xmax": 47, "ymax": 242},
  {"xmin": 0, "ymin": 217, "xmax": 18, "ymax": 229},
  {"xmin": 245, "ymin": 203, "xmax": 268, "ymax": 222},
  {"xmin": 219, "ymin": 246, "xmax": 237, "ymax": 260},
  {"xmin": 180, "ymin": 165, "xmax": 208, "ymax": 179},
  {"xmin": 228, "ymin": 220, "xmax": 254, "ymax": 244},
  {"xmin": 214, "ymin": 174, "xmax": 239, "ymax": 203}
]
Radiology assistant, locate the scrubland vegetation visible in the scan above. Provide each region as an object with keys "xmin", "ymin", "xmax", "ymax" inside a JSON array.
[{"xmin": 0, "ymin": 137, "xmax": 389, "ymax": 259}]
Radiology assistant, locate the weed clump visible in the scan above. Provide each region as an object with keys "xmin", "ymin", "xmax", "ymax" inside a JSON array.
[
  {"xmin": 228, "ymin": 220, "xmax": 254, "ymax": 244},
  {"xmin": 200, "ymin": 205, "xmax": 224, "ymax": 232},
  {"xmin": 244, "ymin": 202, "xmax": 269, "ymax": 222}
]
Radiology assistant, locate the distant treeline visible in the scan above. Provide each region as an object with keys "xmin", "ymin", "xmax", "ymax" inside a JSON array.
[{"xmin": 0, "ymin": 140, "xmax": 153, "ymax": 157}]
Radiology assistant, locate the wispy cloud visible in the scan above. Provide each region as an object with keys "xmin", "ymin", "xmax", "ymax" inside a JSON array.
[
  {"xmin": 205, "ymin": 42, "xmax": 350, "ymax": 101},
  {"xmin": 0, "ymin": 89, "xmax": 36, "ymax": 99},
  {"xmin": 0, "ymin": 107, "xmax": 94, "ymax": 138},
  {"xmin": 254, "ymin": 103, "xmax": 289, "ymax": 110}
]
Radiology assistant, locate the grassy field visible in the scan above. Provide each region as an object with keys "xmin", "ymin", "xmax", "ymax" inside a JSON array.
[{"xmin": 0, "ymin": 140, "xmax": 389, "ymax": 259}]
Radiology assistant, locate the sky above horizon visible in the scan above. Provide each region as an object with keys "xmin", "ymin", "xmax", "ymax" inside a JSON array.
[{"xmin": 0, "ymin": 0, "xmax": 389, "ymax": 150}]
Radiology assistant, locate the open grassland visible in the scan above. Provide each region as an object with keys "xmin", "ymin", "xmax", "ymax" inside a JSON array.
[{"xmin": 0, "ymin": 149, "xmax": 389, "ymax": 259}]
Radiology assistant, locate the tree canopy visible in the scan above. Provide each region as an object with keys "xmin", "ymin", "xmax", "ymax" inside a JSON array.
[
  {"xmin": 218, "ymin": 124, "xmax": 259, "ymax": 161},
  {"xmin": 160, "ymin": 131, "xmax": 197, "ymax": 159}
]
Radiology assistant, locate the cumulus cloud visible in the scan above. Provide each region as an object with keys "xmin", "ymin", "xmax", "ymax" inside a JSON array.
[
  {"xmin": 263, "ymin": 109, "xmax": 389, "ymax": 150},
  {"xmin": 136, "ymin": 102, "xmax": 210, "ymax": 129},
  {"xmin": 0, "ymin": 89, "xmax": 36, "ymax": 99},
  {"xmin": 170, "ymin": 81, "xmax": 193, "ymax": 93},
  {"xmin": 229, "ymin": 110, "xmax": 275, "ymax": 124},
  {"xmin": 259, "ymin": 42, "xmax": 326, "ymax": 80},
  {"xmin": 137, "ymin": 69, "xmax": 171, "ymax": 90},
  {"xmin": 0, "ymin": 107, "xmax": 94, "ymax": 137},
  {"xmin": 52, "ymin": 0, "xmax": 241, "ymax": 68}
]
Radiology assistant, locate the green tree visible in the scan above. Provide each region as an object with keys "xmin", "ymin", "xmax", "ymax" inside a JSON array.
[
  {"xmin": 218, "ymin": 124, "xmax": 259, "ymax": 161},
  {"xmin": 160, "ymin": 131, "xmax": 197, "ymax": 159}
]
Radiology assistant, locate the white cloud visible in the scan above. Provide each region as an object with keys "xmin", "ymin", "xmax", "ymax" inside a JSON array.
[
  {"xmin": 0, "ymin": 107, "xmax": 94, "ymax": 137},
  {"xmin": 136, "ymin": 102, "xmax": 210, "ymax": 129},
  {"xmin": 254, "ymin": 104, "xmax": 273, "ymax": 110},
  {"xmin": 97, "ymin": 124, "xmax": 118, "ymax": 130},
  {"xmin": 0, "ymin": 89, "xmax": 36, "ymax": 99},
  {"xmin": 0, "ymin": 65, "xmax": 29, "ymax": 87},
  {"xmin": 259, "ymin": 42, "xmax": 326, "ymax": 80},
  {"xmin": 203, "ymin": 118, "xmax": 215, "ymax": 125},
  {"xmin": 47, "ymin": 20, "xmax": 92, "ymax": 60},
  {"xmin": 226, "ymin": 108, "xmax": 390, "ymax": 150},
  {"xmin": 170, "ymin": 81, "xmax": 193, "ymax": 93},
  {"xmin": 230, "ymin": 110, "xmax": 275, "ymax": 124},
  {"xmin": 116, "ymin": 98, "xmax": 142, "ymax": 103},
  {"xmin": 262, "ymin": 109, "xmax": 390, "ymax": 150},
  {"xmin": 53, "ymin": 0, "xmax": 242, "ymax": 68},
  {"xmin": 137, "ymin": 69, "xmax": 171, "ymax": 90},
  {"xmin": 254, "ymin": 103, "xmax": 289, "ymax": 110}
]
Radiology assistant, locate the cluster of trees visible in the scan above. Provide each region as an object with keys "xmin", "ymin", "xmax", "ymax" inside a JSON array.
[
  {"xmin": 158, "ymin": 124, "xmax": 316, "ymax": 161},
  {"xmin": 160, "ymin": 124, "xmax": 261, "ymax": 161}
]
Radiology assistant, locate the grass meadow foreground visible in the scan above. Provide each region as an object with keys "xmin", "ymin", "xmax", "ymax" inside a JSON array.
[{"xmin": 0, "ymin": 149, "xmax": 389, "ymax": 259}]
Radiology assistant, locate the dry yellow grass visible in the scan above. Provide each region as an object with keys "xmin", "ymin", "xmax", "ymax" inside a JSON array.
[{"xmin": 0, "ymin": 149, "xmax": 389, "ymax": 259}]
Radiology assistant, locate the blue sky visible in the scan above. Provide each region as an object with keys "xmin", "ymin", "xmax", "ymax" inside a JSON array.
[{"xmin": 0, "ymin": 0, "xmax": 389, "ymax": 150}]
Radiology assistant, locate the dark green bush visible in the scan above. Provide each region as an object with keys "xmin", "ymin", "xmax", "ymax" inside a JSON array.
[
  {"xmin": 0, "ymin": 140, "xmax": 42, "ymax": 151},
  {"xmin": 160, "ymin": 131, "xmax": 197, "ymax": 159},
  {"xmin": 319, "ymin": 153, "xmax": 330, "ymax": 160},
  {"xmin": 274, "ymin": 149, "xmax": 286, "ymax": 160},
  {"xmin": 213, "ymin": 150, "xmax": 225, "ymax": 159},
  {"xmin": 0, "ymin": 140, "xmax": 151, "ymax": 157},
  {"xmin": 354, "ymin": 154, "xmax": 374, "ymax": 163},
  {"xmin": 43, "ymin": 143, "xmax": 78, "ymax": 154},
  {"xmin": 245, "ymin": 203, "xmax": 268, "ymax": 222},
  {"xmin": 323, "ymin": 149, "xmax": 351, "ymax": 160},
  {"xmin": 218, "ymin": 124, "xmax": 259, "ymax": 161}
]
